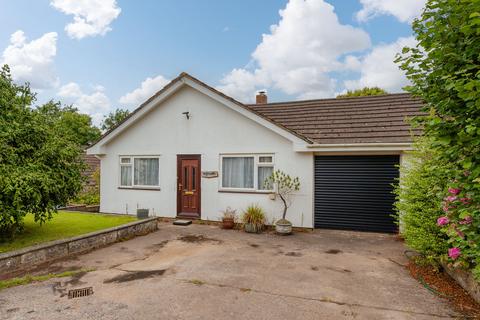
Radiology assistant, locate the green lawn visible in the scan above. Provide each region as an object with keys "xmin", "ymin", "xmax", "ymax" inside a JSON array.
[{"xmin": 0, "ymin": 211, "xmax": 137, "ymax": 253}]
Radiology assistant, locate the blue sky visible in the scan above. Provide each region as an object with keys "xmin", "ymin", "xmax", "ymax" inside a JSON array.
[{"xmin": 0, "ymin": 0, "xmax": 424, "ymax": 124}]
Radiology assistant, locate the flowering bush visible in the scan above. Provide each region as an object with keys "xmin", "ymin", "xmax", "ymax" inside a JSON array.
[
  {"xmin": 396, "ymin": 0, "xmax": 480, "ymax": 279},
  {"xmin": 438, "ymin": 185, "xmax": 480, "ymax": 279}
]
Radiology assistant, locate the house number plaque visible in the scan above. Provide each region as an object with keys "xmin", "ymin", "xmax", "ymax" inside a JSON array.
[{"xmin": 202, "ymin": 171, "xmax": 218, "ymax": 178}]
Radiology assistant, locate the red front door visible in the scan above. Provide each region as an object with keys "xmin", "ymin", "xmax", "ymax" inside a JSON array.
[{"xmin": 177, "ymin": 155, "xmax": 201, "ymax": 218}]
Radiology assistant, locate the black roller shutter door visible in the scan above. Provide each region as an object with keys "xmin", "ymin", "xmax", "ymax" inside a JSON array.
[{"xmin": 314, "ymin": 155, "xmax": 399, "ymax": 233}]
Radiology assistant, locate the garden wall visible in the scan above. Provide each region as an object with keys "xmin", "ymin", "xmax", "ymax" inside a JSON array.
[
  {"xmin": 0, "ymin": 217, "xmax": 158, "ymax": 277},
  {"xmin": 62, "ymin": 204, "xmax": 100, "ymax": 212}
]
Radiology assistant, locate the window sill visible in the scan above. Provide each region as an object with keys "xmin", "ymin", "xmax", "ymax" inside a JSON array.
[
  {"xmin": 118, "ymin": 187, "xmax": 161, "ymax": 191},
  {"xmin": 218, "ymin": 189, "xmax": 272, "ymax": 195}
]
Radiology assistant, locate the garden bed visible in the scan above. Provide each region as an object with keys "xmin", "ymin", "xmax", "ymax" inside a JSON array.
[{"xmin": 407, "ymin": 261, "xmax": 480, "ymax": 318}]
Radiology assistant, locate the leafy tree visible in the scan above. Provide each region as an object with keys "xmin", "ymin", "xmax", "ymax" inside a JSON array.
[
  {"xmin": 337, "ymin": 87, "xmax": 388, "ymax": 98},
  {"xmin": 101, "ymin": 108, "xmax": 130, "ymax": 131},
  {"xmin": 0, "ymin": 65, "xmax": 85, "ymax": 239},
  {"xmin": 397, "ymin": 0, "xmax": 480, "ymax": 277},
  {"xmin": 37, "ymin": 102, "xmax": 101, "ymax": 146},
  {"xmin": 264, "ymin": 170, "xmax": 300, "ymax": 223}
]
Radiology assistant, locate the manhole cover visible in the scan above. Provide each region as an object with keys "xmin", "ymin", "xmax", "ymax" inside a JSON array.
[{"xmin": 68, "ymin": 287, "xmax": 93, "ymax": 299}]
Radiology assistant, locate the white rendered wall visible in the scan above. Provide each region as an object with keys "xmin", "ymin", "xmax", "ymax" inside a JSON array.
[{"xmin": 98, "ymin": 86, "xmax": 314, "ymax": 228}]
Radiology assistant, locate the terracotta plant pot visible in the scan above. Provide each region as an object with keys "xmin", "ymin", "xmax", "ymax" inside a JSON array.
[
  {"xmin": 222, "ymin": 217, "xmax": 235, "ymax": 229},
  {"xmin": 244, "ymin": 223, "xmax": 263, "ymax": 233},
  {"xmin": 275, "ymin": 219, "xmax": 292, "ymax": 235}
]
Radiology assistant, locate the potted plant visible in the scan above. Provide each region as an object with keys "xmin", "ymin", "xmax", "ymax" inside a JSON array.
[
  {"xmin": 264, "ymin": 170, "xmax": 300, "ymax": 235},
  {"xmin": 241, "ymin": 204, "xmax": 266, "ymax": 233},
  {"xmin": 220, "ymin": 207, "xmax": 236, "ymax": 229}
]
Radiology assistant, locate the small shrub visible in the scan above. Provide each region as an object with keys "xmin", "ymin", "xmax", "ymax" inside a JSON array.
[
  {"xmin": 242, "ymin": 204, "xmax": 266, "ymax": 225},
  {"xmin": 220, "ymin": 207, "xmax": 237, "ymax": 220},
  {"xmin": 242, "ymin": 204, "xmax": 266, "ymax": 233}
]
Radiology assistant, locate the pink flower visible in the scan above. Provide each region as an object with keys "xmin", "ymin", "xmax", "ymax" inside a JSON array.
[
  {"xmin": 442, "ymin": 205, "xmax": 449, "ymax": 213},
  {"xmin": 437, "ymin": 216, "xmax": 449, "ymax": 226},
  {"xmin": 445, "ymin": 195, "xmax": 457, "ymax": 202},
  {"xmin": 459, "ymin": 216, "xmax": 473, "ymax": 225},
  {"xmin": 448, "ymin": 188, "xmax": 461, "ymax": 195},
  {"xmin": 460, "ymin": 197, "xmax": 471, "ymax": 205},
  {"xmin": 448, "ymin": 247, "xmax": 461, "ymax": 260}
]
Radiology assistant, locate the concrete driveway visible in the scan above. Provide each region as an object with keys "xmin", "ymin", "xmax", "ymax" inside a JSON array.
[{"xmin": 0, "ymin": 222, "xmax": 457, "ymax": 319}]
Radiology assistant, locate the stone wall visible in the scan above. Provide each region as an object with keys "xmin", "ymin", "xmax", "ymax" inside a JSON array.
[
  {"xmin": 0, "ymin": 218, "xmax": 158, "ymax": 277},
  {"xmin": 62, "ymin": 204, "xmax": 100, "ymax": 212}
]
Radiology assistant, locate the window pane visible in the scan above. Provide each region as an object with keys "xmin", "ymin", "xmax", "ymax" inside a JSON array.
[
  {"xmin": 120, "ymin": 157, "xmax": 131, "ymax": 164},
  {"xmin": 192, "ymin": 167, "xmax": 196, "ymax": 190},
  {"xmin": 259, "ymin": 156, "xmax": 273, "ymax": 163},
  {"xmin": 258, "ymin": 166, "xmax": 273, "ymax": 190},
  {"xmin": 121, "ymin": 165, "xmax": 132, "ymax": 186},
  {"xmin": 184, "ymin": 167, "xmax": 188, "ymax": 188},
  {"xmin": 222, "ymin": 157, "xmax": 254, "ymax": 188},
  {"xmin": 134, "ymin": 158, "xmax": 159, "ymax": 186}
]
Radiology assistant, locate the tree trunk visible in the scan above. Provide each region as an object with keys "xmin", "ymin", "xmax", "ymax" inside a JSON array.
[{"xmin": 279, "ymin": 193, "xmax": 288, "ymax": 220}]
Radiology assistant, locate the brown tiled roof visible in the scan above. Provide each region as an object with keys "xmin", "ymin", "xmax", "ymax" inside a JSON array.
[{"xmin": 248, "ymin": 93, "xmax": 424, "ymax": 144}]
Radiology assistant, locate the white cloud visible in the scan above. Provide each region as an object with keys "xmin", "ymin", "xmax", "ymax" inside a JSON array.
[
  {"xmin": 57, "ymin": 82, "xmax": 111, "ymax": 125},
  {"xmin": 1, "ymin": 30, "xmax": 58, "ymax": 89},
  {"xmin": 50, "ymin": 0, "xmax": 121, "ymax": 39},
  {"xmin": 344, "ymin": 36, "xmax": 416, "ymax": 92},
  {"xmin": 356, "ymin": 0, "xmax": 426, "ymax": 23},
  {"xmin": 217, "ymin": 0, "xmax": 371, "ymax": 102},
  {"xmin": 119, "ymin": 75, "xmax": 171, "ymax": 107}
]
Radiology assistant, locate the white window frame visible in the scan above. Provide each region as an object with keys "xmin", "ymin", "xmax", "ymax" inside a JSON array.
[
  {"xmin": 219, "ymin": 154, "xmax": 274, "ymax": 192},
  {"xmin": 119, "ymin": 155, "xmax": 160, "ymax": 189}
]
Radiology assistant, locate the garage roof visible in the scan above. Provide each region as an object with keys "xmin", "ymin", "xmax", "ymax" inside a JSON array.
[{"xmin": 249, "ymin": 93, "xmax": 424, "ymax": 144}]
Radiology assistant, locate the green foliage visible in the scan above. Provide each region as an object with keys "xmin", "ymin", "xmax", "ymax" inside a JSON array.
[
  {"xmin": 336, "ymin": 87, "xmax": 388, "ymax": 98},
  {"xmin": 37, "ymin": 102, "xmax": 101, "ymax": 146},
  {"xmin": 101, "ymin": 108, "xmax": 130, "ymax": 131},
  {"xmin": 0, "ymin": 65, "xmax": 85, "ymax": 239},
  {"xmin": 74, "ymin": 168, "xmax": 100, "ymax": 205},
  {"xmin": 0, "ymin": 269, "xmax": 94, "ymax": 291},
  {"xmin": 241, "ymin": 204, "xmax": 266, "ymax": 225},
  {"xmin": 264, "ymin": 170, "xmax": 300, "ymax": 221},
  {"xmin": 74, "ymin": 192, "xmax": 100, "ymax": 206},
  {"xmin": 394, "ymin": 138, "xmax": 451, "ymax": 264},
  {"xmin": 396, "ymin": 0, "xmax": 480, "ymax": 277}
]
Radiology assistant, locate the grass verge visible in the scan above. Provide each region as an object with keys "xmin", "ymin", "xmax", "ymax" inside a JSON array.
[
  {"xmin": 0, "ymin": 211, "xmax": 137, "ymax": 253},
  {"xmin": 0, "ymin": 268, "xmax": 94, "ymax": 291}
]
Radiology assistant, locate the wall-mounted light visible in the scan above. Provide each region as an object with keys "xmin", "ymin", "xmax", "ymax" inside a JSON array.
[{"xmin": 182, "ymin": 111, "xmax": 190, "ymax": 119}]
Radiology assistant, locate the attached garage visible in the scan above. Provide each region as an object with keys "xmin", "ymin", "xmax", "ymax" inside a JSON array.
[{"xmin": 314, "ymin": 155, "xmax": 399, "ymax": 233}]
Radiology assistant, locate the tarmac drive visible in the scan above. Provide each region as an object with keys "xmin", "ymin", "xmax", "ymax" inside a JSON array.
[{"xmin": 0, "ymin": 222, "xmax": 458, "ymax": 319}]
